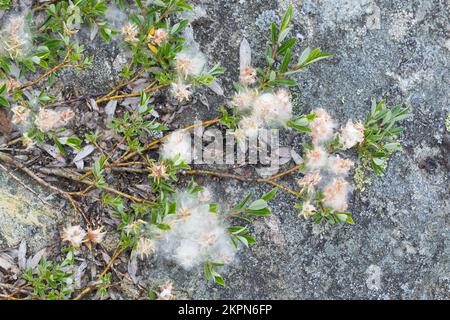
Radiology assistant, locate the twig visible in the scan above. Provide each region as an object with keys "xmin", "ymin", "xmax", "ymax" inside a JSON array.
[
  {"xmin": 36, "ymin": 167, "xmax": 154, "ymax": 205},
  {"xmin": 185, "ymin": 163, "xmax": 303, "ymax": 198},
  {"xmin": 95, "ymin": 83, "xmax": 168, "ymax": 104},
  {"xmin": 43, "ymin": 96, "xmax": 86, "ymax": 109},
  {"xmin": 185, "ymin": 169, "xmax": 252, "ymax": 182},
  {"xmin": 73, "ymin": 245, "xmax": 126, "ymax": 300},
  {"xmin": 264, "ymin": 163, "xmax": 304, "ymax": 181},
  {"xmin": 0, "ymin": 151, "xmax": 83, "ymax": 223},
  {"xmin": 97, "ymin": 69, "xmax": 147, "ymax": 102},
  {"xmin": 77, "ymin": 161, "xmax": 146, "ymax": 182},
  {"xmin": 257, "ymin": 179, "xmax": 299, "ymax": 197},
  {"xmin": 19, "ymin": 48, "xmax": 73, "ymax": 90},
  {"xmin": 119, "ymin": 118, "xmax": 221, "ymax": 162},
  {"xmin": 79, "ymin": 118, "xmax": 221, "ymax": 182},
  {"xmin": 0, "ymin": 163, "xmax": 54, "ymax": 208}
]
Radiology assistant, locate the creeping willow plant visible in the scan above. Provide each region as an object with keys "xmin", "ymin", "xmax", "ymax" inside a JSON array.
[{"xmin": 0, "ymin": 1, "xmax": 410, "ymax": 298}]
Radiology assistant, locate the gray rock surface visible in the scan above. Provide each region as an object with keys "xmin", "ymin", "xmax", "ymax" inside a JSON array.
[
  {"xmin": 2, "ymin": 0, "xmax": 449, "ymax": 299},
  {"xmin": 141, "ymin": 0, "xmax": 450, "ymax": 299}
]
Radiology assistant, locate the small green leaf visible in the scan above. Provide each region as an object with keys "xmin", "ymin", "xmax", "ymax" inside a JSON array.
[
  {"xmin": 214, "ymin": 275, "xmax": 225, "ymax": 286},
  {"xmin": 247, "ymin": 199, "xmax": 268, "ymax": 211},
  {"xmin": 274, "ymin": 78, "xmax": 297, "ymax": 87},
  {"xmin": 280, "ymin": 3, "xmax": 293, "ymax": 33},
  {"xmin": 0, "ymin": 96, "xmax": 9, "ymax": 107},
  {"xmin": 156, "ymin": 224, "xmax": 171, "ymax": 230},
  {"xmin": 262, "ymin": 188, "xmax": 278, "ymax": 201}
]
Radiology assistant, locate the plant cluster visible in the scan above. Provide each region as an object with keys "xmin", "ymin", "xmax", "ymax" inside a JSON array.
[
  {"xmin": 0, "ymin": 1, "xmax": 411, "ymax": 299},
  {"xmin": 23, "ymin": 248, "xmax": 76, "ymax": 300}
]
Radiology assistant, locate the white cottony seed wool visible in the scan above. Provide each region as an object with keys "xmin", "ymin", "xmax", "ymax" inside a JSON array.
[
  {"xmin": 160, "ymin": 130, "xmax": 192, "ymax": 163},
  {"xmin": 156, "ymin": 191, "xmax": 236, "ymax": 270}
]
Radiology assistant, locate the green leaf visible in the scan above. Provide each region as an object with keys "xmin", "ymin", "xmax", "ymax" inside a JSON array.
[
  {"xmin": 232, "ymin": 192, "xmax": 252, "ymax": 211},
  {"xmin": 214, "ymin": 275, "xmax": 225, "ymax": 286},
  {"xmin": 156, "ymin": 223, "xmax": 171, "ymax": 230},
  {"xmin": 271, "ymin": 23, "xmax": 278, "ymax": 45},
  {"xmin": 278, "ymin": 38, "xmax": 296, "ymax": 55},
  {"xmin": 211, "ymin": 262, "xmax": 225, "ymax": 267},
  {"xmin": 209, "ymin": 203, "xmax": 218, "ymax": 213},
  {"xmin": 245, "ymin": 207, "xmax": 271, "ymax": 216},
  {"xmin": 171, "ymin": 19, "xmax": 189, "ymax": 34},
  {"xmin": 278, "ymin": 27, "xmax": 291, "ymax": 44},
  {"xmin": 0, "ymin": 96, "xmax": 9, "ymax": 107},
  {"xmin": 261, "ymin": 188, "xmax": 278, "ymax": 201},
  {"xmin": 203, "ymin": 262, "xmax": 212, "ymax": 279},
  {"xmin": 298, "ymin": 47, "xmax": 312, "ymax": 65},
  {"xmin": 58, "ymin": 137, "xmax": 82, "ymax": 151},
  {"xmin": 279, "ymin": 49, "xmax": 292, "ymax": 73},
  {"xmin": 99, "ymin": 27, "xmax": 111, "ymax": 42},
  {"xmin": 274, "ymin": 78, "xmax": 297, "ymax": 87},
  {"xmin": 384, "ymin": 142, "xmax": 401, "ymax": 153},
  {"xmin": 280, "ymin": 3, "xmax": 293, "ymax": 33},
  {"xmin": 247, "ymin": 199, "xmax": 268, "ymax": 211},
  {"xmin": 297, "ymin": 48, "xmax": 332, "ymax": 70}
]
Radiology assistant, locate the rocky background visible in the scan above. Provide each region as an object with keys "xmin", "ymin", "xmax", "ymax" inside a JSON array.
[{"xmin": 1, "ymin": 0, "xmax": 449, "ymax": 299}]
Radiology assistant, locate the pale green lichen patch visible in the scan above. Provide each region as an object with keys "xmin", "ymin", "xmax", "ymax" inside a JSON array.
[{"xmin": 0, "ymin": 172, "xmax": 61, "ymax": 251}]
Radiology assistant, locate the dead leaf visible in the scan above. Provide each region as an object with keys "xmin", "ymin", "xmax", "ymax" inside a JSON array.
[
  {"xmin": 240, "ymin": 38, "xmax": 252, "ymax": 70},
  {"xmin": 291, "ymin": 149, "xmax": 304, "ymax": 164},
  {"xmin": 208, "ymin": 80, "xmax": 224, "ymax": 96},
  {"xmin": 73, "ymin": 144, "xmax": 95, "ymax": 163},
  {"xmin": 104, "ymin": 100, "xmax": 117, "ymax": 124},
  {"xmin": 18, "ymin": 240, "xmax": 27, "ymax": 270},
  {"xmin": 74, "ymin": 261, "xmax": 87, "ymax": 289},
  {"xmin": 0, "ymin": 107, "xmax": 12, "ymax": 135},
  {"xmin": 101, "ymin": 251, "xmax": 111, "ymax": 265},
  {"xmin": 127, "ymin": 253, "xmax": 139, "ymax": 284},
  {"xmin": 0, "ymin": 253, "xmax": 19, "ymax": 274},
  {"xmin": 26, "ymin": 247, "xmax": 47, "ymax": 271}
]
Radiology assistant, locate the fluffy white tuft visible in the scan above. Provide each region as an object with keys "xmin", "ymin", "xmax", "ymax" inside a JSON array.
[
  {"xmin": 339, "ymin": 119, "xmax": 365, "ymax": 149},
  {"xmin": 175, "ymin": 49, "xmax": 207, "ymax": 78},
  {"xmin": 10, "ymin": 105, "xmax": 31, "ymax": 126},
  {"xmin": 34, "ymin": 109, "xmax": 75, "ymax": 132},
  {"xmin": 305, "ymin": 147, "xmax": 328, "ymax": 170},
  {"xmin": 327, "ymin": 155, "xmax": 354, "ymax": 176},
  {"xmin": 297, "ymin": 170, "xmax": 322, "ymax": 194},
  {"xmin": 231, "ymin": 89, "xmax": 257, "ymax": 111},
  {"xmin": 156, "ymin": 191, "xmax": 236, "ymax": 270},
  {"xmin": 121, "ymin": 23, "xmax": 138, "ymax": 42},
  {"xmin": 160, "ymin": 131, "xmax": 192, "ymax": 163},
  {"xmin": 252, "ymin": 91, "xmax": 292, "ymax": 126},
  {"xmin": 309, "ymin": 108, "xmax": 336, "ymax": 145},
  {"xmin": 323, "ymin": 178, "xmax": 350, "ymax": 212},
  {"xmin": 299, "ymin": 201, "xmax": 317, "ymax": 219},
  {"xmin": 62, "ymin": 225, "xmax": 86, "ymax": 248},
  {"xmin": 238, "ymin": 115, "xmax": 263, "ymax": 139},
  {"xmin": 171, "ymin": 80, "xmax": 192, "ymax": 102},
  {"xmin": 0, "ymin": 14, "xmax": 32, "ymax": 59}
]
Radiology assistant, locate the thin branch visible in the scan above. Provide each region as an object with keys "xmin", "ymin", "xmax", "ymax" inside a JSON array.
[
  {"xmin": 36, "ymin": 167, "xmax": 154, "ymax": 205},
  {"xmin": 0, "ymin": 151, "xmax": 84, "ymax": 223},
  {"xmin": 264, "ymin": 163, "xmax": 304, "ymax": 181},
  {"xmin": 97, "ymin": 69, "xmax": 148, "ymax": 102},
  {"xmin": 73, "ymin": 245, "xmax": 126, "ymax": 300},
  {"xmin": 19, "ymin": 48, "xmax": 73, "ymax": 90},
  {"xmin": 118, "ymin": 118, "xmax": 221, "ymax": 162},
  {"xmin": 95, "ymin": 83, "xmax": 168, "ymax": 104},
  {"xmin": 184, "ymin": 169, "xmax": 252, "ymax": 182},
  {"xmin": 185, "ymin": 164, "xmax": 302, "ymax": 198}
]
